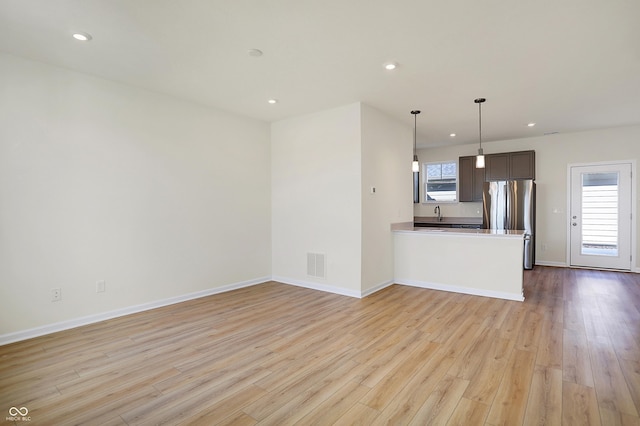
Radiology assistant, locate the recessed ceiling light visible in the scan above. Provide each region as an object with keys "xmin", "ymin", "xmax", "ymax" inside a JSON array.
[
  {"xmin": 383, "ymin": 62, "xmax": 397, "ymax": 70},
  {"xmin": 449, "ymin": 133, "xmax": 456, "ymax": 137},
  {"xmin": 268, "ymin": 99, "xmax": 278, "ymax": 104},
  {"xmin": 248, "ymin": 49, "xmax": 263, "ymax": 57},
  {"xmin": 527, "ymin": 122, "xmax": 536, "ymax": 127},
  {"xmin": 72, "ymin": 32, "xmax": 92, "ymax": 41}
]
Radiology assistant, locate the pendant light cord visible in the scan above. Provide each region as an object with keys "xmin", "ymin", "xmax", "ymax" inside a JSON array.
[
  {"xmin": 410, "ymin": 110, "xmax": 420, "ymax": 157},
  {"xmin": 414, "ymin": 113, "xmax": 417, "ymax": 154},
  {"xmin": 478, "ymin": 101, "xmax": 482, "ymax": 150},
  {"xmin": 474, "ymin": 98, "xmax": 486, "ymax": 151}
]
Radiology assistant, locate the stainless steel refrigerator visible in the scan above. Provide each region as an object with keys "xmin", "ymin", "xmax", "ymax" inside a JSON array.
[{"xmin": 482, "ymin": 180, "xmax": 536, "ymax": 269}]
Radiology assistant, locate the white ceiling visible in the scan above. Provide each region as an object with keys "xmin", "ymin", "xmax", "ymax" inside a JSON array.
[{"xmin": 1, "ymin": 0, "xmax": 639, "ymax": 148}]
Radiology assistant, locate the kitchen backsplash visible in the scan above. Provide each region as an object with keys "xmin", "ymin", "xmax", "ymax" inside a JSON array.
[{"xmin": 413, "ymin": 201, "xmax": 482, "ymax": 218}]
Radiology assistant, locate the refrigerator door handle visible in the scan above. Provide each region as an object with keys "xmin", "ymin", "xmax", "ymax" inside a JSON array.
[
  {"xmin": 507, "ymin": 180, "xmax": 517, "ymax": 230},
  {"xmin": 504, "ymin": 182, "xmax": 510, "ymax": 229}
]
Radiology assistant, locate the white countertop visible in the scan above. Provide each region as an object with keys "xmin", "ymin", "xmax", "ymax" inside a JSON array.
[{"xmin": 391, "ymin": 222, "xmax": 526, "ymax": 239}]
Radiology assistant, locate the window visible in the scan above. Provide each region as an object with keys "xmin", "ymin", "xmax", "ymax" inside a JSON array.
[
  {"xmin": 580, "ymin": 172, "xmax": 619, "ymax": 256},
  {"xmin": 424, "ymin": 161, "xmax": 457, "ymax": 202}
]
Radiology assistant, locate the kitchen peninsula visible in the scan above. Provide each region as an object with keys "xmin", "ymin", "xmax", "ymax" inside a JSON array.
[{"xmin": 392, "ymin": 222, "xmax": 525, "ymax": 301}]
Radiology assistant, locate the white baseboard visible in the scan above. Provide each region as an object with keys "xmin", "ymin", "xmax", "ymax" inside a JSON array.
[
  {"xmin": 535, "ymin": 261, "xmax": 640, "ymax": 273},
  {"xmin": 361, "ymin": 280, "xmax": 395, "ymax": 297},
  {"xmin": 0, "ymin": 276, "xmax": 270, "ymax": 346},
  {"xmin": 271, "ymin": 275, "xmax": 362, "ymax": 298},
  {"xmin": 272, "ymin": 276, "xmax": 395, "ymax": 298},
  {"xmin": 22, "ymin": 264, "xmax": 623, "ymax": 345},
  {"xmin": 535, "ymin": 261, "xmax": 568, "ymax": 268},
  {"xmin": 396, "ymin": 279, "xmax": 525, "ymax": 302},
  {"xmin": 0, "ymin": 275, "xmax": 395, "ymax": 345}
]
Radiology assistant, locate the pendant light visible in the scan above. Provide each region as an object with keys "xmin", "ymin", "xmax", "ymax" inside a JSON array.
[
  {"xmin": 411, "ymin": 110, "xmax": 421, "ymax": 172},
  {"xmin": 411, "ymin": 110, "xmax": 421, "ymax": 204},
  {"xmin": 474, "ymin": 98, "xmax": 486, "ymax": 168}
]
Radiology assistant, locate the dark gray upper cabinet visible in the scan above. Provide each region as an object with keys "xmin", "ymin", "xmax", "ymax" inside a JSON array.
[
  {"xmin": 459, "ymin": 150, "xmax": 535, "ymax": 202},
  {"xmin": 508, "ymin": 150, "xmax": 536, "ymax": 179},
  {"xmin": 485, "ymin": 153, "xmax": 509, "ymax": 181},
  {"xmin": 458, "ymin": 156, "xmax": 485, "ymax": 202},
  {"xmin": 486, "ymin": 150, "xmax": 535, "ymax": 181}
]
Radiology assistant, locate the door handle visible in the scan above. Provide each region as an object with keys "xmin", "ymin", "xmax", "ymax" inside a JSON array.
[{"xmin": 572, "ymin": 223, "xmax": 577, "ymax": 226}]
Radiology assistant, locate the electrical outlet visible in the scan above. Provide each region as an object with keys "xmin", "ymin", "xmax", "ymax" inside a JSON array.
[
  {"xmin": 96, "ymin": 280, "xmax": 106, "ymax": 293},
  {"xmin": 51, "ymin": 288, "xmax": 62, "ymax": 302}
]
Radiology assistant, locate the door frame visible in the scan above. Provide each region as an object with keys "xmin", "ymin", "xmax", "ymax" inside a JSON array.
[{"xmin": 566, "ymin": 160, "xmax": 636, "ymax": 271}]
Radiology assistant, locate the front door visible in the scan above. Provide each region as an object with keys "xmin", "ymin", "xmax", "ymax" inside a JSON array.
[{"xmin": 569, "ymin": 163, "xmax": 632, "ymax": 270}]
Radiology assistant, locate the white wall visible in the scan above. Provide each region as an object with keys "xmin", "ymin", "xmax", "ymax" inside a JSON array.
[
  {"xmin": 413, "ymin": 124, "xmax": 640, "ymax": 268},
  {"xmin": 271, "ymin": 102, "xmax": 412, "ymax": 295},
  {"xmin": 0, "ymin": 53, "xmax": 271, "ymax": 336},
  {"xmin": 360, "ymin": 104, "xmax": 413, "ymax": 293},
  {"xmin": 271, "ymin": 103, "xmax": 363, "ymax": 295}
]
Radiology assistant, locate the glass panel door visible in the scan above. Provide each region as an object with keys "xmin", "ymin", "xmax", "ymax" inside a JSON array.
[{"xmin": 570, "ymin": 163, "xmax": 632, "ymax": 270}]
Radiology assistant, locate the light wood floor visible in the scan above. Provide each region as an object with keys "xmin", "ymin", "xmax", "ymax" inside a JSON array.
[{"xmin": 2, "ymin": 266, "xmax": 640, "ymax": 425}]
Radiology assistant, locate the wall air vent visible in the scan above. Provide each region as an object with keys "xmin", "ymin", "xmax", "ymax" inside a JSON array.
[{"xmin": 307, "ymin": 253, "xmax": 326, "ymax": 279}]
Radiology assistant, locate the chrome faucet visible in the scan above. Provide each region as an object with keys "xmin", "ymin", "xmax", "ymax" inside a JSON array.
[{"xmin": 434, "ymin": 205, "xmax": 441, "ymax": 221}]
